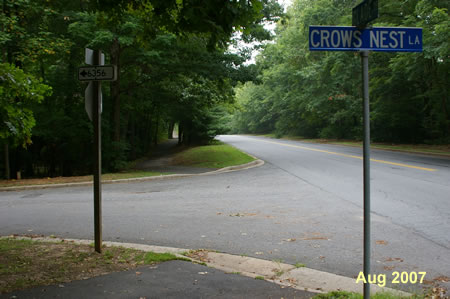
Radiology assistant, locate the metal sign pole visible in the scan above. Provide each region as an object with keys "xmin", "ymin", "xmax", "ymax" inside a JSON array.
[
  {"xmin": 309, "ymin": 4, "xmax": 420, "ymax": 297},
  {"xmin": 361, "ymin": 50, "xmax": 371, "ymax": 298},
  {"xmin": 80, "ymin": 48, "xmax": 116, "ymax": 254},
  {"xmin": 93, "ymin": 49, "xmax": 102, "ymax": 253}
]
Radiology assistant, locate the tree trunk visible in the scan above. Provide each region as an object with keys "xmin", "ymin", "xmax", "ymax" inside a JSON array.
[
  {"xmin": 14, "ymin": 147, "xmax": 21, "ymax": 179},
  {"xmin": 111, "ymin": 38, "xmax": 121, "ymax": 142},
  {"xmin": 178, "ymin": 122, "xmax": 183, "ymax": 145},
  {"xmin": 4, "ymin": 143, "xmax": 10, "ymax": 180},
  {"xmin": 168, "ymin": 121, "xmax": 174, "ymax": 139},
  {"xmin": 129, "ymin": 114, "xmax": 136, "ymax": 160},
  {"xmin": 153, "ymin": 106, "xmax": 160, "ymax": 146}
]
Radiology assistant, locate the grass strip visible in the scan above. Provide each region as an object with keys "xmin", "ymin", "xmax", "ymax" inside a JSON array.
[
  {"xmin": 0, "ymin": 141, "xmax": 256, "ymax": 188},
  {"xmin": 0, "ymin": 238, "xmax": 185, "ymax": 294},
  {"xmin": 171, "ymin": 142, "xmax": 255, "ymax": 169},
  {"xmin": 313, "ymin": 290, "xmax": 418, "ymax": 299}
]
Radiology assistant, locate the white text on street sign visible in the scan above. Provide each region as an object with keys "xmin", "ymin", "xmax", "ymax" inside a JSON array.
[
  {"xmin": 309, "ymin": 26, "xmax": 422, "ymax": 52},
  {"xmin": 78, "ymin": 65, "xmax": 117, "ymax": 81}
]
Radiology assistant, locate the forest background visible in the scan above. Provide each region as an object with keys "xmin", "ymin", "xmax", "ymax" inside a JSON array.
[
  {"xmin": 232, "ymin": 0, "xmax": 449, "ymax": 143},
  {"xmin": 1, "ymin": 0, "xmax": 448, "ymax": 180},
  {"xmin": 1, "ymin": 0, "xmax": 282, "ymax": 179}
]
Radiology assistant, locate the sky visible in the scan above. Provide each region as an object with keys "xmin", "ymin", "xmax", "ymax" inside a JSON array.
[
  {"xmin": 278, "ymin": 0, "xmax": 292, "ymax": 11},
  {"xmin": 230, "ymin": 0, "xmax": 293, "ymax": 65}
]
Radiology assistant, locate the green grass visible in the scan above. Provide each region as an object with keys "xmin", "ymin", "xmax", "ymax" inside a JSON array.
[
  {"xmin": 314, "ymin": 291, "xmax": 362, "ymax": 299},
  {"xmin": 171, "ymin": 142, "xmax": 255, "ymax": 169},
  {"xmin": 0, "ymin": 238, "xmax": 190, "ymax": 294},
  {"xmin": 313, "ymin": 291, "xmax": 420, "ymax": 299},
  {"xmin": 294, "ymin": 262, "xmax": 305, "ymax": 268},
  {"xmin": 194, "ymin": 261, "xmax": 208, "ymax": 266},
  {"xmin": 139, "ymin": 252, "xmax": 189, "ymax": 263},
  {"xmin": 102, "ymin": 171, "xmax": 164, "ymax": 180},
  {"xmin": 274, "ymin": 270, "xmax": 284, "ymax": 276},
  {"xmin": 0, "ymin": 238, "xmax": 34, "ymax": 252},
  {"xmin": 271, "ymin": 259, "xmax": 285, "ymax": 277},
  {"xmin": 255, "ymin": 276, "xmax": 265, "ymax": 280},
  {"xmin": 0, "ymin": 141, "xmax": 256, "ymax": 188}
]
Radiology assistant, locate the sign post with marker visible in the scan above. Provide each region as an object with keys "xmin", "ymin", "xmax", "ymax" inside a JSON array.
[
  {"xmin": 309, "ymin": 2, "xmax": 422, "ymax": 298},
  {"xmin": 79, "ymin": 49, "xmax": 117, "ymax": 254}
]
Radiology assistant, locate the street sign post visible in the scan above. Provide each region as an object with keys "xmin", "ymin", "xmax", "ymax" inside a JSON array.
[
  {"xmin": 78, "ymin": 65, "xmax": 117, "ymax": 81},
  {"xmin": 309, "ymin": 26, "xmax": 423, "ymax": 52},
  {"xmin": 353, "ymin": 2, "xmax": 378, "ymax": 294},
  {"xmin": 352, "ymin": 0, "xmax": 378, "ymax": 27},
  {"xmin": 78, "ymin": 49, "xmax": 116, "ymax": 254},
  {"xmin": 309, "ymin": 19, "xmax": 422, "ymax": 299},
  {"xmin": 360, "ymin": 50, "xmax": 371, "ymax": 299}
]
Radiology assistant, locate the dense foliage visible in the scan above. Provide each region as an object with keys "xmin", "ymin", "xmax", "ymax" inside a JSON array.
[
  {"xmin": 232, "ymin": 0, "xmax": 449, "ymax": 144},
  {"xmin": 0, "ymin": 0, "xmax": 282, "ymax": 178}
]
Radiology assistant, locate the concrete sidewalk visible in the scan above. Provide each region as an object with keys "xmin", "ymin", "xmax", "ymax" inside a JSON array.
[{"xmin": 1, "ymin": 237, "xmax": 410, "ymax": 298}]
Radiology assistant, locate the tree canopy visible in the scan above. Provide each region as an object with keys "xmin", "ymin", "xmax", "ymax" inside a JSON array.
[
  {"xmin": 0, "ymin": 0, "xmax": 282, "ymax": 178},
  {"xmin": 1, "ymin": 0, "xmax": 448, "ymax": 180},
  {"xmin": 232, "ymin": 0, "xmax": 449, "ymax": 144},
  {"xmin": 0, "ymin": 63, "xmax": 51, "ymax": 146}
]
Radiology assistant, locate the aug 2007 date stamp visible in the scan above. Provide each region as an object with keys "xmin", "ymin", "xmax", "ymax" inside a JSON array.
[{"xmin": 356, "ymin": 271, "xmax": 427, "ymax": 287}]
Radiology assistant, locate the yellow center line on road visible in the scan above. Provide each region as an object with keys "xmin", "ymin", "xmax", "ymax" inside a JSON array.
[{"xmin": 252, "ymin": 138, "xmax": 437, "ymax": 172}]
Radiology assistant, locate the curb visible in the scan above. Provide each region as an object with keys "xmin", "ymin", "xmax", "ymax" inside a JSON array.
[
  {"xmin": 0, "ymin": 159, "xmax": 264, "ymax": 192},
  {"xmin": 1, "ymin": 236, "xmax": 411, "ymax": 296}
]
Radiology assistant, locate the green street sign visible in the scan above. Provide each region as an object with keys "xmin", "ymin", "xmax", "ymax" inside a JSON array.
[{"xmin": 352, "ymin": 0, "xmax": 378, "ymax": 28}]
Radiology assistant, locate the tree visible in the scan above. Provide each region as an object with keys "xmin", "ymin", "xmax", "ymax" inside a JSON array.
[
  {"xmin": 232, "ymin": 0, "xmax": 449, "ymax": 144},
  {"xmin": 0, "ymin": 63, "xmax": 51, "ymax": 178},
  {"xmin": 0, "ymin": 0, "xmax": 281, "ymax": 178}
]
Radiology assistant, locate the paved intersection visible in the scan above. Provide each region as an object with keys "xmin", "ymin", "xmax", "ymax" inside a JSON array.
[{"xmin": 1, "ymin": 135, "xmax": 449, "ymax": 292}]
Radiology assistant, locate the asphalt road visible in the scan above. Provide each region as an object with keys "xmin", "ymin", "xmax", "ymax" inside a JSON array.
[
  {"xmin": 1, "ymin": 135, "xmax": 449, "ymax": 292},
  {"xmin": 219, "ymin": 135, "xmax": 450, "ymax": 248},
  {"xmin": 2, "ymin": 261, "xmax": 311, "ymax": 299}
]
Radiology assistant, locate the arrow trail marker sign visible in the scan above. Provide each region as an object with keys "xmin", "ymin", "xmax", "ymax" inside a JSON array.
[{"xmin": 78, "ymin": 65, "xmax": 117, "ymax": 81}]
